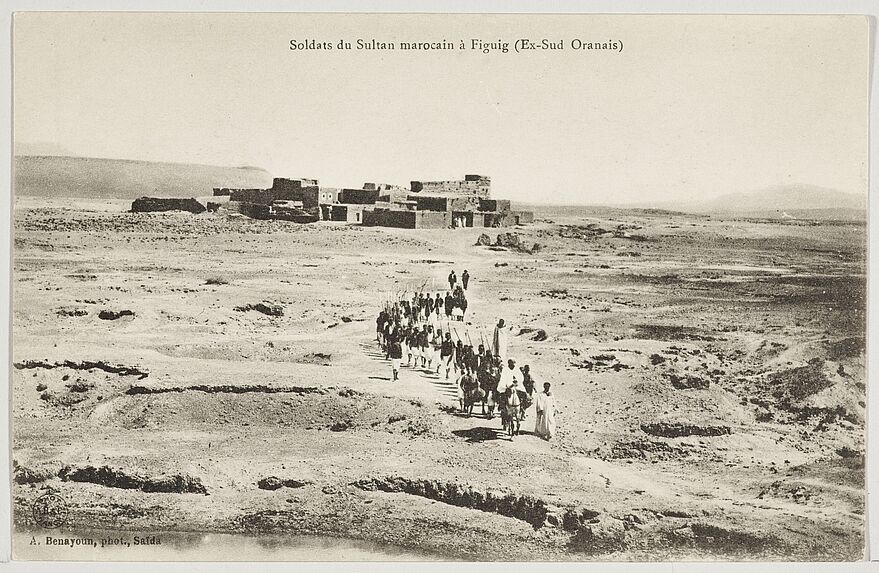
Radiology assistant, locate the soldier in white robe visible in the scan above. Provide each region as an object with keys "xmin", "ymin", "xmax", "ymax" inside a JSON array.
[
  {"xmin": 534, "ymin": 382, "xmax": 556, "ymax": 440},
  {"xmin": 491, "ymin": 319, "xmax": 509, "ymax": 364}
]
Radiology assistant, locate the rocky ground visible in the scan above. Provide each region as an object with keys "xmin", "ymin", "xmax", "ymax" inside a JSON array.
[{"xmin": 11, "ymin": 197, "xmax": 866, "ymax": 560}]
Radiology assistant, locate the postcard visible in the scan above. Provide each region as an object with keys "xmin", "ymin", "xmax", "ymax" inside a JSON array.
[{"xmin": 9, "ymin": 12, "xmax": 869, "ymax": 561}]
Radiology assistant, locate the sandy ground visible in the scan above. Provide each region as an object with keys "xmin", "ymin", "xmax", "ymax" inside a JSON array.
[{"xmin": 11, "ymin": 197, "xmax": 866, "ymax": 561}]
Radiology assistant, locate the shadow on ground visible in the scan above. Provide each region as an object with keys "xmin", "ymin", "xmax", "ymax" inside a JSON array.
[{"xmin": 452, "ymin": 426, "xmax": 506, "ymax": 443}]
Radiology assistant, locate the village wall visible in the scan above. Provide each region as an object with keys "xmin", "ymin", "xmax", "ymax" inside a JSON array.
[
  {"xmin": 131, "ymin": 197, "xmax": 206, "ymax": 214},
  {"xmin": 226, "ymin": 201, "xmax": 271, "ymax": 219},
  {"xmin": 273, "ymin": 177, "xmax": 319, "ymax": 192},
  {"xmin": 362, "ymin": 209, "xmax": 450, "ymax": 229}
]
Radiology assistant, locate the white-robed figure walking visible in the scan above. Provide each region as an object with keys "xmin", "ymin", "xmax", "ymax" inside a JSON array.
[
  {"xmin": 491, "ymin": 318, "xmax": 509, "ymax": 363},
  {"xmin": 534, "ymin": 382, "xmax": 556, "ymax": 440},
  {"xmin": 400, "ymin": 328, "xmax": 410, "ymax": 366}
]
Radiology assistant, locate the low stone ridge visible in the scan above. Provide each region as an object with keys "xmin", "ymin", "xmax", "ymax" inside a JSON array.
[
  {"xmin": 257, "ymin": 477, "xmax": 312, "ymax": 490},
  {"xmin": 126, "ymin": 384, "xmax": 326, "ymax": 395},
  {"xmin": 640, "ymin": 422, "xmax": 732, "ymax": 438},
  {"xmin": 59, "ymin": 465, "xmax": 208, "ymax": 494},
  {"xmin": 13, "ymin": 359, "xmax": 149, "ymax": 379},
  {"xmin": 351, "ymin": 476, "xmax": 550, "ymax": 528}
]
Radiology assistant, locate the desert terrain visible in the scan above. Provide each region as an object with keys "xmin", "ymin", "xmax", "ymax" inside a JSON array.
[{"xmin": 11, "ymin": 197, "xmax": 866, "ymax": 561}]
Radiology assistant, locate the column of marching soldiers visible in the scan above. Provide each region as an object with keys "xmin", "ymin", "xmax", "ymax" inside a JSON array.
[{"xmin": 374, "ymin": 269, "xmax": 556, "ymax": 441}]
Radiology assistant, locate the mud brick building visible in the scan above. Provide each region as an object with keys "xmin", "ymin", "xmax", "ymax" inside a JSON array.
[
  {"xmin": 319, "ymin": 187, "xmax": 341, "ymax": 205},
  {"xmin": 228, "ymin": 178, "xmax": 321, "ymax": 205},
  {"xmin": 217, "ymin": 176, "xmax": 342, "ymax": 220},
  {"xmin": 353, "ymin": 174, "xmax": 532, "ymax": 229},
  {"xmin": 408, "ymin": 194, "xmax": 481, "ymax": 213},
  {"xmin": 213, "ymin": 172, "xmax": 532, "ymax": 228},
  {"xmin": 374, "ymin": 182, "xmax": 411, "ymax": 203},
  {"xmin": 269, "ymin": 201, "xmax": 320, "ymax": 223},
  {"xmin": 362, "ymin": 208, "xmax": 451, "ymax": 229},
  {"xmin": 479, "ymin": 198, "xmax": 511, "ymax": 213},
  {"xmin": 364, "ymin": 182, "xmax": 408, "ymax": 193},
  {"xmin": 228, "ymin": 188, "xmax": 280, "ymax": 204},
  {"xmin": 339, "ymin": 188, "xmax": 381, "ymax": 204},
  {"xmin": 410, "ymin": 174, "xmax": 491, "ymax": 198},
  {"xmin": 327, "ymin": 203, "xmax": 370, "ymax": 223},
  {"xmin": 377, "ymin": 191, "xmax": 410, "ymax": 203},
  {"xmin": 325, "ymin": 186, "xmax": 383, "ymax": 222},
  {"xmin": 272, "ymin": 177, "xmax": 319, "ymax": 191},
  {"xmin": 373, "ymin": 174, "xmax": 532, "ymax": 229},
  {"xmin": 482, "ymin": 210, "xmax": 533, "ymax": 227}
]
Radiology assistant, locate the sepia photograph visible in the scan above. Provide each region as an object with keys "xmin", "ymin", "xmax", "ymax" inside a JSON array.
[{"xmin": 7, "ymin": 11, "xmax": 871, "ymax": 562}]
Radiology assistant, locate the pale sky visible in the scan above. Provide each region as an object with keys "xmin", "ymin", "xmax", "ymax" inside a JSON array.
[{"xmin": 13, "ymin": 13, "xmax": 869, "ymax": 204}]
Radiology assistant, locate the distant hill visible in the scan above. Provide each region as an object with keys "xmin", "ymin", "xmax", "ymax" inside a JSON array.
[
  {"xmin": 697, "ymin": 185, "xmax": 864, "ymax": 213},
  {"xmin": 13, "ymin": 155, "xmax": 273, "ymax": 200},
  {"xmin": 637, "ymin": 185, "xmax": 866, "ymax": 221}
]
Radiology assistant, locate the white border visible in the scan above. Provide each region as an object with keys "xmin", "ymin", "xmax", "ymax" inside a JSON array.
[{"xmin": 0, "ymin": 2, "xmax": 876, "ymax": 572}]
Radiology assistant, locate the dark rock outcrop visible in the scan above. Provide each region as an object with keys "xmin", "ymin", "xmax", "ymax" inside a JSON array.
[
  {"xmin": 495, "ymin": 232, "xmax": 522, "ymax": 248},
  {"xmin": 234, "ymin": 303, "xmax": 284, "ymax": 317},
  {"xmin": 494, "ymin": 232, "xmax": 541, "ymax": 253},
  {"xmin": 668, "ymin": 373, "xmax": 710, "ymax": 390},
  {"xmin": 98, "ymin": 309, "xmax": 135, "ymax": 320}
]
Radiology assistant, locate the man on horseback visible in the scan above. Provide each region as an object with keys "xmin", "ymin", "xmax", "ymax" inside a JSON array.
[
  {"xmin": 496, "ymin": 359, "xmax": 520, "ymax": 432},
  {"xmin": 460, "ymin": 370, "xmax": 481, "ymax": 416},
  {"xmin": 504, "ymin": 386, "xmax": 521, "ymax": 438},
  {"xmin": 477, "ymin": 350, "xmax": 495, "ymax": 417}
]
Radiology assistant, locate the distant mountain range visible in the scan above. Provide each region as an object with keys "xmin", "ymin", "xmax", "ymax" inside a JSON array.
[
  {"xmin": 13, "ymin": 155, "xmax": 273, "ymax": 200},
  {"xmin": 643, "ymin": 185, "xmax": 866, "ymax": 221}
]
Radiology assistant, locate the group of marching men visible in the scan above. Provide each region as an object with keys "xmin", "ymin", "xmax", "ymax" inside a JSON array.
[
  {"xmin": 421, "ymin": 269, "xmax": 471, "ymax": 322},
  {"xmin": 374, "ymin": 270, "xmax": 556, "ymax": 441}
]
